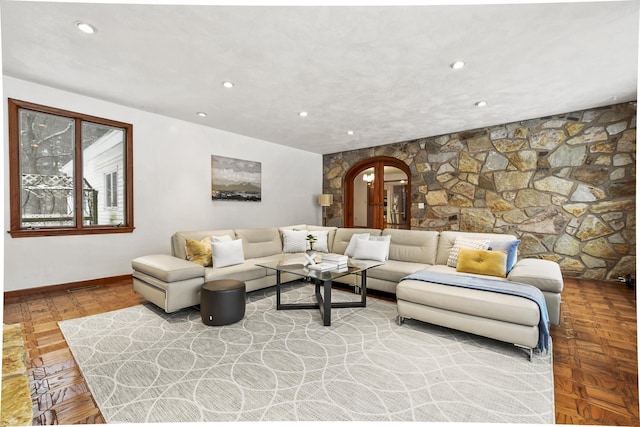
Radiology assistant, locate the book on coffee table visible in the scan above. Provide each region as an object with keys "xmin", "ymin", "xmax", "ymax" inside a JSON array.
[
  {"xmin": 322, "ymin": 253, "xmax": 348, "ymax": 268},
  {"xmin": 307, "ymin": 262, "xmax": 338, "ymax": 272},
  {"xmin": 323, "ymin": 254, "xmax": 348, "ymax": 263}
]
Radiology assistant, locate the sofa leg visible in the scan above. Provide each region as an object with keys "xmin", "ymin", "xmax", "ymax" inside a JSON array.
[
  {"xmin": 354, "ymin": 286, "xmax": 361, "ymax": 295},
  {"xmin": 396, "ymin": 315, "xmax": 405, "ymax": 326},
  {"xmin": 514, "ymin": 344, "xmax": 533, "ymax": 362}
]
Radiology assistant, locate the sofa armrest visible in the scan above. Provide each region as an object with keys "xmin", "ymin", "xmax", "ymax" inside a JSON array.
[
  {"xmin": 507, "ymin": 258, "xmax": 564, "ymax": 293},
  {"xmin": 132, "ymin": 254, "xmax": 205, "ymax": 282}
]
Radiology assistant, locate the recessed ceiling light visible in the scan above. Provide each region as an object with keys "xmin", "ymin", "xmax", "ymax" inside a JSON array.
[
  {"xmin": 475, "ymin": 101, "xmax": 488, "ymax": 107},
  {"xmin": 75, "ymin": 21, "xmax": 97, "ymax": 34},
  {"xmin": 298, "ymin": 111, "xmax": 308, "ymax": 117},
  {"xmin": 346, "ymin": 130, "xmax": 355, "ymax": 135},
  {"xmin": 196, "ymin": 112, "xmax": 207, "ymax": 117},
  {"xmin": 450, "ymin": 61, "xmax": 465, "ymax": 70},
  {"xmin": 222, "ymin": 81, "xmax": 234, "ymax": 89}
]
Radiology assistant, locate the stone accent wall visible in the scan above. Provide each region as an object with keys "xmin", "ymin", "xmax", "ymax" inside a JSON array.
[{"xmin": 323, "ymin": 103, "xmax": 636, "ymax": 280}]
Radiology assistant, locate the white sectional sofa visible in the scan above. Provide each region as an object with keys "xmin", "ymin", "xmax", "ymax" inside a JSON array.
[{"xmin": 132, "ymin": 224, "xmax": 563, "ymax": 356}]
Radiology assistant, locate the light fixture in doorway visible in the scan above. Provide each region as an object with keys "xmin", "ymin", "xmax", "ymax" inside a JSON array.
[{"xmin": 363, "ymin": 173, "xmax": 375, "ymax": 185}]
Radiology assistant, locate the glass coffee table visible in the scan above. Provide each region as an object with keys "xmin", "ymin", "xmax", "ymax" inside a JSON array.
[{"xmin": 257, "ymin": 258, "xmax": 382, "ymax": 326}]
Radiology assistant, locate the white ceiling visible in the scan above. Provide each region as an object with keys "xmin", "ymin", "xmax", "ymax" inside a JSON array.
[{"xmin": 1, "ymin": 1, "xmax": 638, "ymax": 155}]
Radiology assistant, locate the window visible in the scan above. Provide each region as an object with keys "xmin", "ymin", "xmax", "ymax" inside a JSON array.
[
  {"xmin": 105, "ymin": 170, "xmax": 118, "ymax": 209},
  {"xmin": 8, "ymin": 99, "xmax": 134, "ymax": 237}
]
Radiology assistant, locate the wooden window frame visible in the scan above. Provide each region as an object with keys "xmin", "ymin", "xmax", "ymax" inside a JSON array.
[{"xmin": 8, "ymin": 98, "xmax": 134, "ymax": 237}]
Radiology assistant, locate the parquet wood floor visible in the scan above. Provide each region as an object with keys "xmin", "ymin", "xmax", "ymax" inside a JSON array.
[
  {"xmin": 2, "ymin": 278, "xmax": 145, "ymax": 425},
  {"xmin": 552, "ymin": 278, "xmax": 638, "ymax": 425},
  {"xmin": 2, "ymin": 276, "xmax": 638, "ymax": 425}
]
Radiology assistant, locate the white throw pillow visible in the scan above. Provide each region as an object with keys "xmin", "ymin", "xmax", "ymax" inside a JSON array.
[
  {"xmin": 282, "ymin": 230, "xmax": 308, "ymax": 253},
  {"xmin": 344, "ymin": 233, "xmax": 370, "ymax": 257},
  {"xmin": 368, "ymin": 235, "xmax": 391, "ymax": 260},
  {"xmin": 212, "ymin": 234, "xmax": 233, "ymax": 242},
  {"xmin": 352, "ymin": 238, "xmax": 390, "ymax": 262},
  {"xmin": 447, "ymin": 237, "xmax": 490, "ymax": 268},
  {"xmin": 306, "ymin": 230, "xmax": 329, "ymax": 252},
  {"xmin": 211, "ymin": 239, "xmax": 245, "ymax": 268}
]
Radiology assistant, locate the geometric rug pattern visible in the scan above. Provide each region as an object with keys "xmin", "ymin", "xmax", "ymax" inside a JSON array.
[{"xmin": 58, "ymin": 282, "xmax": 554, "ymax": 423}]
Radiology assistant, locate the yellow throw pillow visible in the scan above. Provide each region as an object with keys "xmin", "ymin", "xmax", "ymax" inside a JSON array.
[
  {"xmin": 185, "ymin": 237, "xmax": 212, "ymax": 267},
  {"xmin": 456, "ymin": 247, "xmax": 507, "ymax": 278}
]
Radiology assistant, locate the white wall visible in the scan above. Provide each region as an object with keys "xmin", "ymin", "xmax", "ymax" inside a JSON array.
[{"xmin": 3, "ymin": 76, "xmax": 323, "ymax": 291}]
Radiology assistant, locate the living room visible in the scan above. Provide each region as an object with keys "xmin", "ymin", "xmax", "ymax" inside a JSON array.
[{"xmin": 1, "ymin": 1, "xmax": 638, "ymax": 425}]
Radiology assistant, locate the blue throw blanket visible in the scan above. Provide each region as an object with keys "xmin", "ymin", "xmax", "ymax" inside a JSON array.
[{"xmin": 401, "ymin": 271, "xmax": 550, "ymax": 352}]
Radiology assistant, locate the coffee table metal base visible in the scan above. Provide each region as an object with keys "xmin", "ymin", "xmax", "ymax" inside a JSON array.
[{"xmin": 275, "ymin": 270, "xmax": 368, "ymax": 326}]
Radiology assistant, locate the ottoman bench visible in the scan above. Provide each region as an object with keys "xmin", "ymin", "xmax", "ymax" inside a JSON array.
[{"xmin": 200, "ymin": 280, "xmax": 246, "ymax": 326}]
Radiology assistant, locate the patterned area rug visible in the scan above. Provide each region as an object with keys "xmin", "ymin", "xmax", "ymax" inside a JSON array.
[{"xmin": 58, "ymin": 283, "xmax": 554, "ymax": 423}]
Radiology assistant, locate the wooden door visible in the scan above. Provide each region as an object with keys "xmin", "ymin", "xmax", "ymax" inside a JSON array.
[{"xmin": 344, "ymin": 157, "xmax": 410, "ymax": 230}]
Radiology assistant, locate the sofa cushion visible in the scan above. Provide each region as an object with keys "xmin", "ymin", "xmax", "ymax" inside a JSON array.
[
  {"xmin": 456, "ymin": 248, "xmax": 507, "ymax": 278},
  {"xmin": 446, "ymin": 236, "xmax": 490, "ymax": 268},
  {"xmin": 185, "ymin": 237, "xmax": 212, "ymax": 267},
  {"xmin": 489, "ymin": 239, "xmax": 520, "ymax": 272},
  {"xmin": 352, "ymin": 238, "xmax": 390, "ymax": 262},
  {"xmin": 368, "ymin": 235, "xmax": 391, "ymax": 260},
  {"xmin": 437, "ymin": 231, "xmax": 515, "ymax": 266},
  {"xmin": 278, "ymin": 224, "xmax": 308, "ymax": 232},
  {"xmin": 212, "ymin": 239, "xmax": 245, "ymax": 268},
  {"xmin": 172, "ymin": 229, "xmax": 236, "ymax": 260},
  {"xmin": 307, "ymin": 226, "xmax": 337, "ymax": 252},
  {"xmin": 204, "ymin": 263, "xmax": 267, "ymax": 282},
  {"xmin": 332, "ymin": 228, "xmax": 382, "ymax": 255},
  {"xmin": 382, "ymin": 228, "xmax": 439, "ymax": 264},
  {"xmin": 508, "ymin": 258, "xmax": 564, "ymax": 293},
  {"xmin": 306, "ymin": 230, "xmax": 330, "ymax": 252},
  {"xmin": 426, "ymin": 264, "xmax": 509, "ymax": 281},
  {"xmin": 344, "ymin": 233, "xmax": 371, "ymax": 257},
  {"xmin": 397, "ymin": 279, "xmax": 540, "ymax": 326},
  {"xmin": 132, "ymin": 254, "xmax": 205, "ymax": 282},
  {"xmin": 234, "ymin": 227, "xmax": 283, "ymax": 259},
  {"xmin": 282, "ymin": 229, "xmax": 308, "ymax": 253},
  {"xmin": 367, "ymin": 259, "xmax": 432, "ymax": 283}
]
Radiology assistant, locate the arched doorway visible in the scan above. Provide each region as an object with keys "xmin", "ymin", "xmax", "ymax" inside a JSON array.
[{"xmin": 344, "ymin": 157, "xmax": 411, "ymax": 230}]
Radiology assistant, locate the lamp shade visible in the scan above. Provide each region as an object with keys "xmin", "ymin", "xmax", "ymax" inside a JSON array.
[{"xmin": 318, "ymin": 194, "xmax": 333, "ymax": 207}]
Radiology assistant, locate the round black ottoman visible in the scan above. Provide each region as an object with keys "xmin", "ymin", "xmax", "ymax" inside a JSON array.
[{"xmin": 200, "ymin": 279, "xmax": 246, "ymax": 326}]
